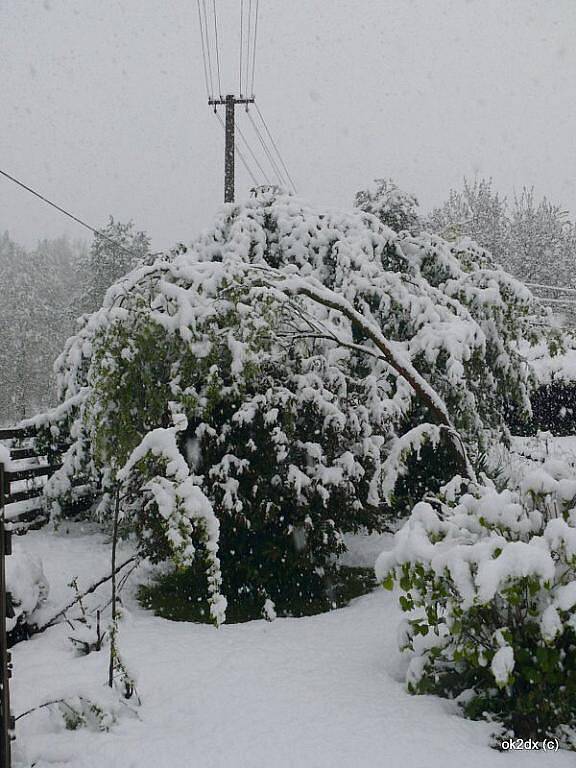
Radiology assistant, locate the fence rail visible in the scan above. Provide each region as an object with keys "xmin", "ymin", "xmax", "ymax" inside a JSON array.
[
  {"xmin": 0, "ymin": 424, "xmax": 99, "ymax": 766},
  {"xmin": 0, "ymin": 466, "xmax": 14, "ymax": 767}
]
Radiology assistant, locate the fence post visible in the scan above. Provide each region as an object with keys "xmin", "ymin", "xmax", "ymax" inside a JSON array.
[{"xmin": 0, "ymin": 461, "xmax": 13, "ymax": 768}]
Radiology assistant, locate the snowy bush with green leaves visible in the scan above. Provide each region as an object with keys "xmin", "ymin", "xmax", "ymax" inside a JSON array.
[
  {"xmin": 354, "ymin": 178, "xmax": 421, "ymax": 233},
  {"xmin": 376, "ymin": 465, "xmax": 576, "ymax": 746},
  {"xmin": 33, "ymin": 192, "xmax": 547, "ymax": 620}
]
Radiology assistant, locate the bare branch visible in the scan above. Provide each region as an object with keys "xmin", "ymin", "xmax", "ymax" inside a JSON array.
[{"xmin": 33, "ymin": 555, "xmax": 139, "ymax": 635}]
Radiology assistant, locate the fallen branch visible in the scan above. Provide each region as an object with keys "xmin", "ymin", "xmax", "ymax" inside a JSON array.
[{"xmin": 33, "ymin": 555, "xmax": 139, "ymax": 635}]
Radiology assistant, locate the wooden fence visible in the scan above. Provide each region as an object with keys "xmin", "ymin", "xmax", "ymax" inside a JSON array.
[
  {"xmin": 0, "ymin": 463, "xmax": 13, "ymax": 768},
  {"xmin": 0, "ymin": 425, "xmax": 98, "ymax": 767}
]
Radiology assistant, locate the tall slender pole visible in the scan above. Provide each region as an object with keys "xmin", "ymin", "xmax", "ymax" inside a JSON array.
[
  {"xmin": 209, "ymin": 95, "xmax": 254, "ymax": 203},
  {"xmin": 225, "ymin": 95, "xmax": 235, "ymax": 203},
  {"xmin": 108, "ymin": 487, "xmax": 120, "ymax": 689}
]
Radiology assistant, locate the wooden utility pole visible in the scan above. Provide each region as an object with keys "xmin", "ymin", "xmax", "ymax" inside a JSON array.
[
  {"xmin": 209, "ymin": 94, "xmax": 254, "ymax": 202},
  {"xmin": 0, "ymin": 462, "xmax": 13, "ymax": 768}
]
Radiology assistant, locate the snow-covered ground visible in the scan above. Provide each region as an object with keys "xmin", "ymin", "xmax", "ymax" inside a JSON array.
[{"xmin": 10, "ymin": 521, "xmax": 574, "ymax": 767}]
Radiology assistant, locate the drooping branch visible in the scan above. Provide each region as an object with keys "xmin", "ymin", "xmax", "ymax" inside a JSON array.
[
  {"xmin": 33, "ymin": 555, "xmax": 139, "ymax": 635},
  {"xmin": 243, "ymin": 265, "xmax": 477, "ymax": 482}
]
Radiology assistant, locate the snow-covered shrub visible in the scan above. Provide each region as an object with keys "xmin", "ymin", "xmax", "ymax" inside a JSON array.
[
  {"xmin": 376, "ymin": 466, "xmax": 576, "ymax": 745},
  {"xmin": 54, "ymin": 687, "xmax": 138, "ymax": 733},
  {"xmin": 6, "ymin": 549, "xmax": 49, "ymax": 643},
  {"xmin": 58, "ymin": 696, "xmax": 118, "ymax": 732},
  {"xmin": 34, "ymin": 193, "xmax": 546, "ymax": 618},
  {"xmin": 518, "ymin": 337, "xmax": 576, "ymax": 436},
  {"xmin": 354, "ymin": 178, "xmax": 421, "ymax": 233}
]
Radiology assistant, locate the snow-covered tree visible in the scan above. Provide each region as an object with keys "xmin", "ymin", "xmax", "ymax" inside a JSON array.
[
  {"xmin": 354, "ymin": 178, "xmax": 421, "ymax": 233},
  {"xmin": 34, "ymin": 193, "xmax": 547, "ymax": 619},
  {"xmin": 426, "ymin": 177, "xmax": 509, "ymax": 259},
  {"xmin": 426, "ymin": 177, "xmax": 576, "ymax": 289},
  {"xmin": 77, "ymin": 217, "xmax": 151, "ymax": 314},
  {"xmin": 0, "ymin": 232, "xmax": 86, "ymax": 422},
  {"xmin": 507, "ymin": 188, "xmax": 573, "ymax": 286}
]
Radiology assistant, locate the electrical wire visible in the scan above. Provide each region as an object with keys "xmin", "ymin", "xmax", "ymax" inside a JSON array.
[
  {"xmin": 246, "ymin": 109, "xmax": 287, "ymax": 188},
  {"xmin": 245, "ymin": 0, "xmax": 252, "ymax": 98},
  {"xmin": 201, "ymin": 0, "xmax": 215, "ymax": 101},
  {"xmin": 0, "ymin": 167, "xmax": 156, "ymax": 260},
  {"xmin": 250, "ymin": 0, "xmax": 260, "ymax": 97},
  {"xmin": 197, "ymin": 0, "xmax": 212, "ymax": 99},
  {"xmin": 237, "ymin": 120, "xmax": 270, "ymax": 183},
  {"xmin": 254, "ymin": 102, "xmax": 297, "ymax": 193},
  {"xmin": 212, "ymin": 0, "xmax": 223, "ymax": 98},
  {"xmin": 239, "ymin": 0, "xmax": 244, "ymax": 96}
]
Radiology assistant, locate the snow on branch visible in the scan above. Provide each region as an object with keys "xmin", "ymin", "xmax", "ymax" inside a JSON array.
[{"xmin": 240, "ymin": 264, "xmax": 476, "ymax": 481}]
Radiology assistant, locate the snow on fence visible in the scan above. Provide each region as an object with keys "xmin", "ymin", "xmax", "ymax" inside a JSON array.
[
  {"xmin": 0, "ymin": 425, "xmax": 100, "ymax": 765},
  {"xmin": 0, "ymin": 462, "xmax": 14, "ymax": 767},
  {"xmin": 0, "ymin": 426, "xmax": 98, "ymax": 533}
]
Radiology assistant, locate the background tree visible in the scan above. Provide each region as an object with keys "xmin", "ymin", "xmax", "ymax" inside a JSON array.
[
  {"xmin": 0, "ymin": 219, "xmax": 152, "ymax": 424},
  {"xmin": 425, "ymin": 177, "xmax": 509, "ymax": 259},
  {"xmin": 507, "ymin": 188, "xmax": 573, "ymax": 285},
  {"xmin": 425, "ymin": 177, "xmax": 576, "ymax": 290},
  {"xmin": 0, "ymin": 232, "xmax": 87, "ymax": 422},
  {"xmin": 76, "ymin": 217, "xmax": 151, "ymax": 314}
]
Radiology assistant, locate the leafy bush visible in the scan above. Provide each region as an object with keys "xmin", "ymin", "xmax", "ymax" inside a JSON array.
[
  {"xmin": 33, "ymin": 193, "xmax": 547, "ymax": 621},
  {"xmin": 139, "ymin": 564, "xmax": 376, "ymax": 624},
  {"xmin": 354, "ymin": 178, "xmax": 421, "ymax": 233},
  {"xmin": 377, "ymin": 467, "xmax": 576, "ymax": 746}
]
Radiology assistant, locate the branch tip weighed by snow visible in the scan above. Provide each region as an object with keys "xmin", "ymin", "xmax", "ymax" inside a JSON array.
[{"xmin": 34, "ymin": 555, "xmax": 139, "ymax": 635}]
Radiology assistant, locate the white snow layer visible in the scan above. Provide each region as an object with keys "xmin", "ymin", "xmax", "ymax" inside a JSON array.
[{"xmin": 11, "ymin": 525, "xmax": 573, "ymax": 768}]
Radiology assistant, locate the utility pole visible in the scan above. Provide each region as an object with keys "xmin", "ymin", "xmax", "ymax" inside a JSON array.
[{"xmin": 209, "ymin": 94, "xmax": 254, "ymax": 203}]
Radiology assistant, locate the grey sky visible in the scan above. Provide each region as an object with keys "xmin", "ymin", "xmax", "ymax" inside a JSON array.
[{"xmin": 1, "ymin": 0, "xmax": 575, "ymax": 251}]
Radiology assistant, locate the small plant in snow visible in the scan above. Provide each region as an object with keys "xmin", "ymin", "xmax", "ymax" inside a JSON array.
[
  {"xmin": 58, "ymin": 697, "xmax": 117, "ymax": 732},
  {"xmin": 6, "ymin": 548, "xmax": 49, "ymax": 643},
  {"xmin": 68, "ymin": 608, "xmax": 106, "ymax": 657},
  {"xmin": 377, "ymin": 465, "xmax": 576, "ymax": 747}
]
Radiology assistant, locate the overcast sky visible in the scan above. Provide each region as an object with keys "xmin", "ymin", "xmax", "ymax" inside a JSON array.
[{"xmin": 1, "ymin": 0, "xmax": 575, "ymax": 251}]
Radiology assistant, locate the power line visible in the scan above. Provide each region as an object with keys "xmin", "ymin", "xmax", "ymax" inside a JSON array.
[
  {"xmin": 254, "ymin": 102, "xmax": 297, "ymax": 193},
  {"xmin": 245, "ymin": 0, "xmax": 252, "ymax": 98},
  {"xmin": 236, "ymin": 120, "xmax": 270, "ymax": 183},
  {"xmin": 0, "ymin": 167, "xmax": 154, "ymax": 261},
  {"xmin": 214, "ymin": 112, "xmax": 258, "ymax": 186},
  {"xmin": 201, "ymin": 0, "xmax": 215, "ymax": 100},
  {"xmin": 212, "ymin": 0, "xmax": 223, "ymax": 98},
  {"xmin": 197, "ymin": 0, "xmax": 212, "ymax": 100},
  {"xmin": 239, "ymin": 0, "xmax": 244, "ymax": 96},
  {"xmin": 246, "ymin": 108, "xmax": 287, "ymax": 188},
  {"xmin": 250, "ymin": 0, "xmax": 260, "ymax": 97}
]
